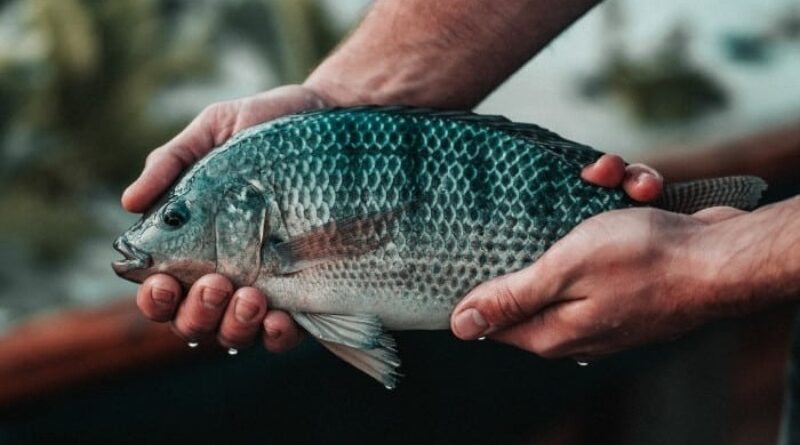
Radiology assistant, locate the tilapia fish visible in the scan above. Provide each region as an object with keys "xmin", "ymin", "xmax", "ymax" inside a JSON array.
[{"xmin": 113, "ymin": 107, "xmax": 766, "ymax": 388}]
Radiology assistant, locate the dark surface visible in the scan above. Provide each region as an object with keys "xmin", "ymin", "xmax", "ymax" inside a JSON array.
[{"xmin": 0, "ymin": 330, "xmax": 678, "ymax": 445}]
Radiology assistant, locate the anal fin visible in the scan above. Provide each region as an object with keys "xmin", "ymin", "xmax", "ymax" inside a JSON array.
[
  {"xmin": 320, "ymin": 341, "xmax": 401, "ymax": 390},
  {"xmin": 291, "ymin": 312, "xmax": 401, "ymax": 389}
]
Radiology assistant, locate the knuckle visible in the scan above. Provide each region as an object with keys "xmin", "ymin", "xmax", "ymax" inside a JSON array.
[
  {"xmin": 264, "ymin": 330, "xmax": 297, "ymax": 353},
  {"xmin": 218, "ymin": 331, "xmax": 252, "ymax": 348},
  {"xmin": 144, "ymin": 149, "xmax": 162, "ymax": 166},
  {"xmin": 535, "ymin": 339, "xmax": 567, "ymax": 359},
  {"xmin": 486, "ymin": 280, "xmax": 526, "ymax": 323},
  {"xmin": 200, "ymin": 101, "xmax": 238, "ymax": 143},
  {"xmin": 177, "ymin": 317, "xmax": 214, "ymax": 337},
  {"xmin": 163, "ymin": 144, "xmax": 195, "ymax": 168},
  {"xmin": 200, "ymin": 102, "xmax": 224, "ymax": 119},
  {"xmin": 527, "ymin": 316, "xmax": 572, "ymax": 359}
]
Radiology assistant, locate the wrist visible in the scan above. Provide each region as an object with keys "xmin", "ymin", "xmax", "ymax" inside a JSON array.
[
  {"xmin": 302, "ymin": 69, "xmax": 375, "ymax": 108},
  {"xmin": 303, "ymin": 0, "xmax": 603, "ymax": 110},
  {"xmin": 683, "ymin": 209, "xmax": 798, "ymax": 321},
  {"xmin": 303, "ymin": 40, "xmax": 473, "ymax": 108},
  {"xmin": 651, "ymin": 221, "xmax": 727, "ymax": 329},
  {"xmin": 677, "ymin": 223, "xmax": 740, "ymax": 323}
]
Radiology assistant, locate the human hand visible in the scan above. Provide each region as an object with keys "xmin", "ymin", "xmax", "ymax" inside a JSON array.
[
  {"xmin": 450, "ymin": 199, "xmax": 746, "ymax": 361},
  {"xmin": 126, "ymin": 85, "xmax": 329, "ymax": 352}
]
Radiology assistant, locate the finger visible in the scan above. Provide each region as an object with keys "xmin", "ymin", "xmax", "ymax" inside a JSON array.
[
  {"xmin": 172, "ymin": 274, "xmax": 233, "ymax": 340},
  {"xmin": 136, "ymin": 274, "xmax": 182, "ymax": 322},
  {"xmin": 236, "ymin": 85, "xmax": 329, "ymax": 129},
  {"xmin": 217, "ymin": 287, "xmax": 267, "ymax": 349},
  {"xmin": 622, "ymin": 163, "xmax": 663, "ymax": 203},
  {"xmin": 692, "ymin": 206, "xmax": 746, "ymax": 224},
  {"xmin": 122, "ymin": 149, "xmax": 191, "ymax": 213},
  {"xmin": 450, "ymin": 263, "xmax": 561, "ymax": 340},
  {"xmin": 489, "ymin": 302, "xmax": 577, "ymax": 358},
  {"xmin": 262, "ymin": 310, "xmax": 304, "ymax": 353},
  {"xmin": 490, "ymin": 317, "xmax": 565, "ymax": 358},
  {"xmin": 581, "ymin": 154, "xmax": 626, "ymax": 188}
]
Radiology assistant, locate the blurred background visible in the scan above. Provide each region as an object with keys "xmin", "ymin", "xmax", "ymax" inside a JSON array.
[{"xmin": 0, "ymin": 0, "xmax": 798, "ymax": 443}]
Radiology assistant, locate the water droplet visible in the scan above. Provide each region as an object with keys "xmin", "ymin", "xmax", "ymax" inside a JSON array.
[
  {"xmin": 384, "ymin": 384, "xmax": 395, "ymax": 390},
  {"xmin": 187, "ymin": 341, "xmax": 199, "ymax": 348},
  {"xmin": 228, "ymin": 348, "xmax": 238, "ymax": 356},
  {"xmin": 478, "ymin": 336, "xmax": 487, "ymax": 341},
  {"xmin": 576, "ymin": 361, "xmax": 589, "ymax": 367}
]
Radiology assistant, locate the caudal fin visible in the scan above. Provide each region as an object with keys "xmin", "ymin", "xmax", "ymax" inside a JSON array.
[{"xmin": 654, "ymin": 176, "xmax": 767, "ymax": 214}]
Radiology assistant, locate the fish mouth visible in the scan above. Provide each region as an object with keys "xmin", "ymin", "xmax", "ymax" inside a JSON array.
[{"xmin": 112, "ymin": 237, "xmax": 152, "ymax": 278}]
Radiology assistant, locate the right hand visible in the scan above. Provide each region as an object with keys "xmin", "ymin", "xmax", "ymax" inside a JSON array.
[{"xmin": 124, "ymin": 85, "xmax": 330, "ymax": 353}]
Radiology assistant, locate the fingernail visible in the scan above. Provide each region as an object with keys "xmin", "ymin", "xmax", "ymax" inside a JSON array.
[
  {"xmin": 234, "ymin": 296, "xmax": 260, "ymax": 323},
  {"xmin": 151, "ymin": 287, "xmax": 175, "ymax": 305},
  {"xmin": 201, "ymin": 287, "xmax": 228, "ymax": 308},
  {"xmin": 453, "ymin": 308, "xmax": 489, "ymax": 340}
]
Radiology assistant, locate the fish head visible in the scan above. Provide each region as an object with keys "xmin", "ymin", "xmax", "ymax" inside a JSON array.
[{"xmin": 112, "ymin": 189, "xmax": 217, "ymax": 285}]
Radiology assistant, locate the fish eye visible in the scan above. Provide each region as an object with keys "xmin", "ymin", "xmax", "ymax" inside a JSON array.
[{"xmin": 161, "ymin": 201, "xmax": 190, "ymax": 229}]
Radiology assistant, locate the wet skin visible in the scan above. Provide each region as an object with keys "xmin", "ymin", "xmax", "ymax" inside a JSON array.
[{"xmin": 121, "ymin": 85, "xmax": 663, "ymax": 354}]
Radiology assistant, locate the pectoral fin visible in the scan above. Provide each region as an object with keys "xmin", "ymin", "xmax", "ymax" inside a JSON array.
[
  {"xmin": 274, "ymin": 207, "xmax": 403, "ymax": 275},
  {"xmin": 291, "ymin": 312, "xmax": 401, "ymax": 389}
]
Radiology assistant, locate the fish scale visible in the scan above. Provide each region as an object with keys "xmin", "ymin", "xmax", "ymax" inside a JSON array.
[
  {"xmin": 114, "ymin": 106, "xmax": 766, "ymax": 387},
  {"xmin": 252, "ymin": 109, "xmax": 632, "ymax": 329}
]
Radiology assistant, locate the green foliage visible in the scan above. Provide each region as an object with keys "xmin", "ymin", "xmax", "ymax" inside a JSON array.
[
  {"xmin": 221, "ymin": 0, "xmax": 340, "ymax": 83},
  {"xmin": 0, "ymin": 189, "xmax": 95, "ymax": 264},
  {"xmin": 0, "ymin": 0, "xmax": 217, "ymax": 262},
  {"xmin": 581, "ymin": 17, "xmax": 728, "ymax": 125},
  {"xmin": 0, "ymin": 0, "xmax": 344, "ymax": 264}
]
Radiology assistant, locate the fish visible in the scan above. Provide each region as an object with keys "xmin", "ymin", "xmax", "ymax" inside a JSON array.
[{"xmin": 112, "ymin": 106, "xmax": 766, "ymax": 388}]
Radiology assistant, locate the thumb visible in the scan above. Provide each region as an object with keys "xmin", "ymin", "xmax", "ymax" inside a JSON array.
[
  {"xmin": 451, "ymin": 264, "xmax": 557, "ymax": 340},
  {"xmin": 692, "ymin": 206, "xmax": 746, "ymax": 224}
]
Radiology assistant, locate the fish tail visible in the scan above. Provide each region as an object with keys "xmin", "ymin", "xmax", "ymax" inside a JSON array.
[{"xmin": 654, "ymin": 176, "xmax": 767, "ymax": 214}]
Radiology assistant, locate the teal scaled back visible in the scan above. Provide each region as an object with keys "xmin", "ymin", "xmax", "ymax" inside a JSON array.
[{"xmin": 246, "ymin": 107, "xmax": 634, "ymax": 329}]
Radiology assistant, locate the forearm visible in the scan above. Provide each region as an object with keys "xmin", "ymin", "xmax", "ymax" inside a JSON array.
[
  {"xmin": 304, "ymin": 0, "xmax": 599, "ymax": 109},
  {"xmin": 693, "ymin": 198, "xmax": 800, "ymax": 318}
]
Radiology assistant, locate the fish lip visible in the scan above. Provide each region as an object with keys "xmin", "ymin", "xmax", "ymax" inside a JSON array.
[{"xmin": 111, "ymin": 237, "xmax": 152, "ymax": 276}]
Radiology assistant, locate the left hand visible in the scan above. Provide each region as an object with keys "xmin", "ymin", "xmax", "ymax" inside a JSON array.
[
  {"xmin": 127, "ymin": 86, "xmax": 330, "ymax": 353},
  {"xmin": 450, "ymin": 199, "xmax": 746, "ymax": 361}
]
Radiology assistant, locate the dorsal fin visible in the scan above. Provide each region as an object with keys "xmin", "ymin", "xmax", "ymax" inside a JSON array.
[
  {"xmin": 296, "ymin": 106, "xmax": 603, "ymax": 167},
  {"xmin": 296, "ymin": 105, "xmax": 510, "ymax": 125}
]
